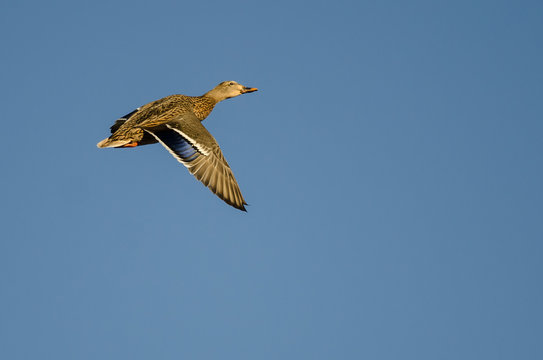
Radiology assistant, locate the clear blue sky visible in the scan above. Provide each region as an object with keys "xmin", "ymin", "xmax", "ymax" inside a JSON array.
[{"xmin": 1, "ymin": 0, "xmax": 542, "ymax": 359}]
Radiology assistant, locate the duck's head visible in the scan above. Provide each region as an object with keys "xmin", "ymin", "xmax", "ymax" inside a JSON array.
[{"xmin": 205, "ymin": 81, "xmax": 258, "ymax": 102}]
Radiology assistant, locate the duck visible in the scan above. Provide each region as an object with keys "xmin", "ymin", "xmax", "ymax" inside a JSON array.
[{"xmin": 97, "ymin": 81, "xmax": 258, "ymax": 211}]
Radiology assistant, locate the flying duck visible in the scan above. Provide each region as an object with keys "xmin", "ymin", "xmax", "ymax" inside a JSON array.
[{"xmin": 97, "ymin": 81, "xmax": 258, "ymax": 211}]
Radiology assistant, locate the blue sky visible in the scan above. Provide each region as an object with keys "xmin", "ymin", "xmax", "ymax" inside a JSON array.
[{"xmin": 1, "ymin": 0, "xmax": 542, "ymax": 359}]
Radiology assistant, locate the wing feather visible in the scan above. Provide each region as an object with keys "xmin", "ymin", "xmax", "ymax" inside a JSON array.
[{"xmin": 144, "ymin": 113, "xmax": 247, "ymax": 211}]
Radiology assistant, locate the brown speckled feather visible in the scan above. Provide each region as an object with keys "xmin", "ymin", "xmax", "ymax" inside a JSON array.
[{"xmin": 103, "ymin": 95, "xmax": 217, "ymax": 146}]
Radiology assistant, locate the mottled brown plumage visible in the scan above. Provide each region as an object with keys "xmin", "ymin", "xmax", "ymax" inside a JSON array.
[{"xmin": 97, "ymin": 81, "xmax": 258, "ymax": 211}]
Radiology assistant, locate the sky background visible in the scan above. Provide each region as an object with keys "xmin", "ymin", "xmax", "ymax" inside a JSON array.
[{"xmin": 1, "ymin": 0, "xmax": 542, "ymax": 359}]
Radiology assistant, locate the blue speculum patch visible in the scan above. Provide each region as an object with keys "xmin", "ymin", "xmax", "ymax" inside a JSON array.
[{"xmin": 157, "ymin": 129, "xmax": 200, "ymax": 162}]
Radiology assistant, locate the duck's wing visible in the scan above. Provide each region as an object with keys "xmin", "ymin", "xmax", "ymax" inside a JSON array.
[
  {"xmin": 110, "ymin": 108, "xmax": 141, "ymax": 133},
  {"xmin": 144, "ymin": 113, "xmax": 247, "ymax": 211}
]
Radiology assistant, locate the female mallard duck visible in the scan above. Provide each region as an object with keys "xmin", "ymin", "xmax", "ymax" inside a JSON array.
[{"xmin": 97, "ymin": 81, "xmax": 258, "ymax": 211}]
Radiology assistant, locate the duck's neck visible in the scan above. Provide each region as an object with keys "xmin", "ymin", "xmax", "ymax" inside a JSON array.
[
  {"xmin": 193, "ymin": 95, "xmax": 218, "ymax": 121},
  {"xmin": 203, "ymin": 88, "xmax": 226, "ymax": 103}
]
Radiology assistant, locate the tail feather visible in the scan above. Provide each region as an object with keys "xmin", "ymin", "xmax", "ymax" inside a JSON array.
[
  {"xmin": 98, "ymin": 106, "xmax": 158, "ymax": 148},
  {"xmin": 97, "ymin": 137, "xmax": 132, "ymax": 148}
]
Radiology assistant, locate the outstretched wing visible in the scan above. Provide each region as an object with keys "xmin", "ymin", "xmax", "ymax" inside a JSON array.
[{"xmin": 144, "ymin": 113, "xmax": 247, "ymax": 211}]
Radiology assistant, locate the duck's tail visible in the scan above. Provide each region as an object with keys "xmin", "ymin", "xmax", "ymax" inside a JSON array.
[{"xmin": 97, "ymin": 137, "xmax": 135, "ymax": 148}]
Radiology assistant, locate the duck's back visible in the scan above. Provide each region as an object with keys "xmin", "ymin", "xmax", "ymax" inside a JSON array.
[{"xmin": 122, "ymin": 94, "xmax": 217, "ymax": 130}]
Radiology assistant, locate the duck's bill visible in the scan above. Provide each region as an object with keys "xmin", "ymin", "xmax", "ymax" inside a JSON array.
[{"xmin": 242, "ymin": 87, "xmax": 258, "ymax": 93}]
